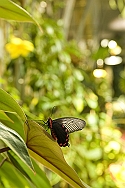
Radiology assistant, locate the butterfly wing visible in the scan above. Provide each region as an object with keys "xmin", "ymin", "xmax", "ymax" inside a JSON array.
[
  {"xmin": 51, "ymin": 121, "xmax": 69, "ymax": 147},
  {"xmin": 47, "ymin": 118, "xmax": 69, "ymax": 147},
  {"xmin": 52, "ymin": 117, "xmax": 86, "ymax": 133}
]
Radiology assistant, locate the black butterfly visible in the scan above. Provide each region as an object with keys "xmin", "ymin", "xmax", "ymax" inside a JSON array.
[{"xmin": 47, "ymin": 117, "xmax": 86, "ymax": 147}]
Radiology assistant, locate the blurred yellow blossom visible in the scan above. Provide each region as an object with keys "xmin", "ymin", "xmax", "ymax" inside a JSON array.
[
  {"xmin": 109, "ymin": 163, "xmax": 125, "ymax": 187},
  {"xmin": 5, "ymin": 37, "xmax": 34, "ymax": 59}
]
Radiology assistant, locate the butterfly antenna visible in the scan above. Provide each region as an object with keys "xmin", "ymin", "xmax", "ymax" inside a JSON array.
[
  {"xmin": 46, "ymin": 127, "xmax": 49, "ymax": 131},
  {"xmin": 51, "ymin": 106, "xmax": 57, "ymax": 117},
  {"xmin": 41, "ymin": 120, "xmax": 46, "ymax": 124}
]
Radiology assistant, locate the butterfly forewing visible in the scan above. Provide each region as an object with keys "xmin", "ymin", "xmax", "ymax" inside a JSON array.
[{"xmin": 52, "ymin": 117, "xmax": 86, "ymax": 133}]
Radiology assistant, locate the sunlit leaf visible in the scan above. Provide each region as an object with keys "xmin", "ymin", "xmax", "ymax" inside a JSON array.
[
  {"xmin": 73, "ymin": 97, "xmax": 84, "ymax": 112},
  {"xmin": 26, "ymin": 120, "xmax": 87, "ymax": 188},
  {"xmin": 84, "ymin": 148, "xmax": 102, "ymax": 160},
  {"xmin": 0, "ymin": 89, "xmax": 26, "ymax": 122},
  {"xmin": 0, "ymin": 110, "xmax": 14, "ymax": 123},
  {"xmin": 0, "ymin": 89, "xmax": 27, "ymax": 140},
  {"xmin": 0, "ymin": 0, "xmax": 35, "ymax": 22},
  {"xmin": 87, "ymin": 98, "xmax": 98, "ymax": 109},
  {"xmin": 2, "ymin": 111, "xmax": 26, "ymax": 140}
]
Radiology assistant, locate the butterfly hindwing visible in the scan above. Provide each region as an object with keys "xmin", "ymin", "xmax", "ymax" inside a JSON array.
[
  {"xmin": 47, "ymin": 118, "xmax": 69, "ymax": 147},
  {"xmin": 51, "ymin": 121, "xmax": 69, "ymax": 146}
]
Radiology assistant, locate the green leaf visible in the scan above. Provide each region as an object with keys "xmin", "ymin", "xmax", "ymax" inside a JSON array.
[
  {"xmin": 8, "ymin": 151, "xmax": 52, "ymax": 188},
  {"xmin": 0, "ymin": 89, "xmax": 27, "ymax": 140},
  {"xmin": 0, "ymin": 155, "xmax": 32, "ymax": 188},
  {"xmin": 86, "ymin": 148, "xmax": 102, "ymax": 160},
  {"xmin": 0, "ymin": 89, "xmax": 26, "ymax": 122},
  {"xmin": 26, "ymin": 120, "xmax": 88, "ymax": 188},
  {"xmin": 0, "ymin": 0, "xmax": 35, "ymax": 22},
  {"xmin": 0, "ymin": 111, "xmax": 26, "ymax": 141},
  {"xmin": 0, "ymin": 122, "xmax": 34, "ymax": 171},
  {"xmin": 0, "ymin": 110, "xmax": 14, "ymax": 122}
]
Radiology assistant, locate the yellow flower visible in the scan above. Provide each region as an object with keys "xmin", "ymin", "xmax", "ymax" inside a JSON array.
[{"xmin": 5, "ymin": 37, "xmax": 34, "ymax": 59}]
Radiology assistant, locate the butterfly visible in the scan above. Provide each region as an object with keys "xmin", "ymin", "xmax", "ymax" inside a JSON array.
[{"xmin": 47, "ymin": 117, "xmax": 86, "ymax": 147}]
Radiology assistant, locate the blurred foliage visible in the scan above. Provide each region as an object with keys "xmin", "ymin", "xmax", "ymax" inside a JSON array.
[
  {"xmin": 0, "ymin": 0, "xmax": 125, "ymax": 188},
  {"xmin": 109, "ymin": 0, "xmax": 125, "ymax": 18}
]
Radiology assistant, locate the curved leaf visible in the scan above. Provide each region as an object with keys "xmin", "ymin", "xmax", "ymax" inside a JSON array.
[
  {"xmin": 0, "ymin": 111, "xmax": 26, "ymax": 140},
  {"xmin": 0, "ymin": 89, "xmax": 26, "ymax": 122},
  {"xmin": 26, "ymin": 120, "xmax": 87, "ymax": 188},
  {"xmin": 0, "ymin": 0, "xmax": 35, "ymax": 22},
  {"xmin": 0, "ymin": 122, "xmax": 34, "ymax": 171},
  {"xmin": 0, "ymin": 155, "xmax": 32, "ymax": 188},
  {"xmin": 8, "ymin": 151, "xmax": 51, "ymax": 188},
  {"xmin": 0, "ymin": 89, "xmax": 27, "ymax": 140},
  {"xmin": 0, "ymin": 110, "xmax": 14, "ymax": 122}
]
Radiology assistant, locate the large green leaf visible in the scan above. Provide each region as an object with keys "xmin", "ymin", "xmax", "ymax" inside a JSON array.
[
  {"xmin": 0, "ymin": 89, "xmax": 27, "ymax": 140},
  {"xmin": 8, "ymin": 151, "xmax": 52, "ymax": 188},
  {"xmin": 0, "ymin": 0, "xmax": 35, "ymax": 22},
  {"xmin": 0, "ymin": 110, "xmax": 26, "ymax": 140},
  {"xmin": 0, "ymin": 89, "xmax": 26, "ymax": 121},
  {"xmin": 0, "ymin": 122, "xmax": 34, "ymax": 171},
  {"xmin": 26, "ymin": 120, "xmax": 89, "ymax": 188},
  {"xmin": 0, "ymin": 155, "xmax": 32, "ymax": 188}
]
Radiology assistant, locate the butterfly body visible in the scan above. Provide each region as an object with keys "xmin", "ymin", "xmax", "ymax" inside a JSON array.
[{"xmin": 47, "ymin": 117, "xmax": 86, "ymax": 147}]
